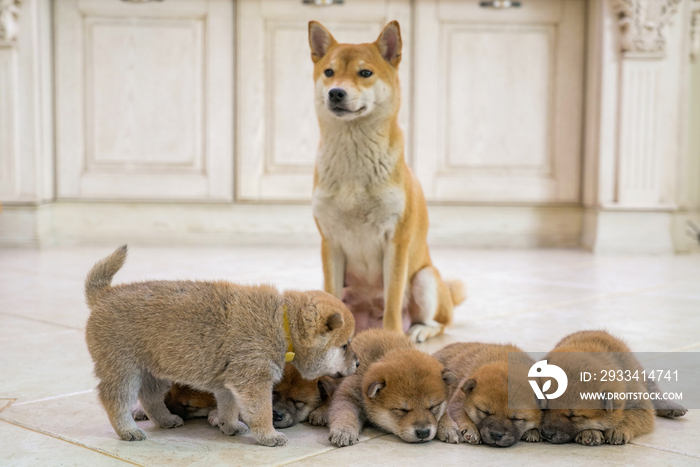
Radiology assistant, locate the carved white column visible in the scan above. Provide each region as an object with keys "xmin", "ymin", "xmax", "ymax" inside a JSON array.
[
  {"xmin": 582, "ymin": 0, "xmax": 690, "ymax": 253},
  {"xmin": 0, "ymin": 0, "xmax": 21, "ymax": 199}
]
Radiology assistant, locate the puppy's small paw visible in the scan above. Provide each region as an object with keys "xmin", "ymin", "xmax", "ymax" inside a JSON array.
[
  {"xmin": 219, "ymin": 421, "xmax": 249, "ymax": 436},
  {"xmin": 132, "ymin": 407, "xmax": 148, "ymax": 421},
  {"xmin": 208, "ymin": 409, "xmax": 220, "ymax": 427},
  {"xmin": 461, "ymin": 427, "xmax": 482, "ymax": 445},
  {"xmin": 119, "ymin": 427, "xmax": 147, "ymax": 441},
  {"xmin": 575, "ymin": 429, "xmax": 604, "ymax": 446},
  {"xmin": 437, "ymin": 419, "xmax": 460, "ymax": 444},
  {"xmin": 604, "ymin": 428, "xmax": 631, "ymax": 445},
  {"xmin": 329, "ymin": 427, "xmax": 360, "ymax": 447},
  {"xmin": 156, "ymin": 414, "xmax": 184, "ymax": 429},
  {"xmin": 308, "ymin": 407, "xmax": 329, "ymax": 427},
  {"xmin": 257, "ymin": 431, "xmax": 288, "ymax": 447},
  {"xmin": 521, "ymin": 428, "xmax": 542, "ymax": 443}
]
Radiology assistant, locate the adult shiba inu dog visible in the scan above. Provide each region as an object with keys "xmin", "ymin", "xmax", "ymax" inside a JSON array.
[
  {"xmin": 308, "ymin": 21, "xmax": 466, "ymax": 343},
  {"xmin": 434, "ymin": 342, "xmax": 542, "ymax": 447},
  {"xmin": 327, "ymin": 329, "xmax": 457, "ymax": 446},
  {"xmin": 85, "ymin": 246, "xmax": 358, "ymax": 447},
  {"xmin": 540, "ymin": 331, "xmax": 687, "ymax": 446}
]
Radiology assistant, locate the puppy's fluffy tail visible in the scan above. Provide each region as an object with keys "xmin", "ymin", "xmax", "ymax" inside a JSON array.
[
  {"xmin": 85, "ymin": 245, "xmax": 127, "ymax": 307},
  {"xmin": 447, "ymin": 279, "xmax": 467, "ymax": 306}
]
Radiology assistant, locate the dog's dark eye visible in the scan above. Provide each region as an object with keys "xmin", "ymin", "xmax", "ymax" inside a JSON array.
[
  {"xmin": 294, "ymin": 401, "xmax": 306, "ymax": 410},
  {"xmin": 342, "ymin": 344, "xmax": 348, "ymax": 352},
  {"xmin": 324, "ymin": 69, "xmax": 334, "ymax": 77},
  {"xmin": 393, "ymin": 408, "xmax": 409, "ymax": 416},
  {"xmin": 478, "ymin": 409, "xmax": 490, "ymax": 418},
  {"xmin": 272, "ymin": 391, "xmax": 280, "ymax": 399},
  {"xmin": 510, "ymin": 416, "xmax": 525, "ymax": 422},
  {"xmin": 359, "ymin": 69, "xmax": 372, "ymax": 78}
]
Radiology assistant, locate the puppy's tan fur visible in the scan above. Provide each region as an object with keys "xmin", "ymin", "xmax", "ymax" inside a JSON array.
[
  {"xmin": 134, "ymin": 363, "xmax": 339, "ymax": 429},
  {"xmin": 434, "ymin": 343, "xmax": 541, "ymax": 447},
  {"xmin": 541, "ymin": 330, "xmax": 686, "ymax": 446},
  {"xmin": 85, "ymin": 246, "xmax": 358, "ymax": 447},
  {"xmin": 309, "ymin": 21, "xmax": 466, "ymax": 343},
  {"xmin": 327, "ymin": 329, "xmax": 456, "ymax": 446}
]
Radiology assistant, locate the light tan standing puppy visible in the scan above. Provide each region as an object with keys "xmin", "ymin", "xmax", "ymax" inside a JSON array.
[
  {"xmin": 309, "ymin": 21, "xmax": 466, "ymax": 342},
  {"xmin": 85, "ymin": 246, "xmax": 358, "ymax": 447},
  {"xmin": 434, "ymin": 343, "xmax": 542, "ymax": 447},
  {"xmin": 328, "ymin": 329, "xmax": 457, "ymax": 446}
]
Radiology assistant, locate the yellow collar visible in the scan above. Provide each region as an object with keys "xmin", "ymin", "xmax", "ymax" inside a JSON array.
[{"xmin": 283, "ymin": 305, "xmax": 295, "ymax": 362}]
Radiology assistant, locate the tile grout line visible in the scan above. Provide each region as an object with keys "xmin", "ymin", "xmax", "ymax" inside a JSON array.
[
  {"xmin": 11, "ymin": 389, "xmax": 95, "ymax": 406},
  {"xmin": 0, "ymin": 418, "xmax": 146, "ymax": 466},
  {"xmin": 0, "ymin": 311, "xmax": 84, "ymax": 331},
  {"xmin": 272, "ymin": 433, "xmax": 389, "ymax": 467},
  {"xmin": 631, "ymin": 440, "xmax": 700, "ymax": 459}
]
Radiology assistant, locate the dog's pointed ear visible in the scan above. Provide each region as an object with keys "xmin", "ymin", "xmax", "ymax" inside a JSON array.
[
  {"xmin": 375, "ymin": 21, "xmax": 402, "ymax": 67},
  {"xmin": 367, "ymin": 381, "xmax": 385, "ymax": 399},
  {"xmin": 461, "ymin": 378, "xmax": 477, "ymax": 395},
  {"xmin": 309, "ymin": 21, "xmax": 336, "ymax": 63},
  {"xmin": 318, "ymin": 377, "xmax": 337, "ymax": 400},
  {"xmin": 325, "ymin": 313, "xmax": 344, "ymax": 332},
  {"xmin": 442, "ymin": 370, "xmax": 458, "ymax": 387}
]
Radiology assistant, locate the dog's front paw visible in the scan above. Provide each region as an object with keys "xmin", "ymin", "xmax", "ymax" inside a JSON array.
[
  {"xmin": 604, "ymin": 427, "xmax": 631, "ymax": 445},
  {"xmin": 437, "ymin": 418, "xmax": 460, "ymax": 444},
  {"xmin": 219, "ymin": 420, "xmax": 249, "ymax": 436},
  {"xmin": 132, "ymin": 407, "xmax": 148, "ymax": 421},
  {"xmin": 118, "ymin": 427, "xmax": 147, "ymax": 441},
  {"xmin": 156, "ymin": 414, "xmax": 184, "ymax": 429},
  {"xmin": 521, "ymin": 428, "xmax": 542, "ymax": 443},
  {"xmin": 329, "ymin": 427, "xmax": 360, "ymax": 447},
  {"xmin": 407, "ymin": 324, "xmax": 441, "ymax": 344},
  {"xmin": 256, "ymin": 431, "xmax": 288, "ymax": 447},
  {"xmin": 575, "ymin": 429, "xmax": 604, "ymax": 446},
  {"xmin": 308, "ymin": 407, "xmax": 329, "ymax": 427},
  {"xmin": 460, "ymin": 427, "xmax": 481, "ymax": 445},
  {"xmin": 208, "ymin": 409, "xmax": 220, "ymax": 427}
]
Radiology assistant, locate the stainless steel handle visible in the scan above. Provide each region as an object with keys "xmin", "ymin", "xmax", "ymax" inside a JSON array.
[
  {"xmin": 479, "ymin": 1, "xmax": 522, "ymax": 8},
  {"xmin": 302, "ymin": 0, "xmax": 344, "ymax": 5}
]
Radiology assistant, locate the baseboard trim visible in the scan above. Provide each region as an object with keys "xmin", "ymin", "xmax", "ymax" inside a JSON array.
[{"xmin": 0, "ymin": 202, "xmax": 585, "ymax": 248}]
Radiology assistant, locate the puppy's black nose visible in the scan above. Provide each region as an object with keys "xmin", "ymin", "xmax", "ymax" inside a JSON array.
[
  {"xmin": 415, "ymin": 428, "xmax": 431, "ymax": 440},
  {"xmin": 328, "ymin": 88, "xmax": 346, "ymax": 103},
  {"xmin": 272, "ymin": 410, "xmax": 285, "ymax": 422},
  {"xmin": 489, "ymin": 430, "xmax": 505, "ymax": 441},
  {"xmin": 541, "ymin": 427, "xmax": 555, "ymax": 440}
]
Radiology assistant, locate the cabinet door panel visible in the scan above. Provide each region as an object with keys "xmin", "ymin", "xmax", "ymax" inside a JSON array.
[
  {"xmin": 414, "ymin": 0, "xmax": 584, "ymax": 203},
  {"xmin": 55, "ymin": 0, "xmax": 233, "ymax": 200},
  {"xmin": 237, "ymin": 0, "xmax": 411, "ymax": 201}
]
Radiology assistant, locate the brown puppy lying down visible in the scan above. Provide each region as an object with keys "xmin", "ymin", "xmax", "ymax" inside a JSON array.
[
  {"xmin": 328, "ymin": 329, "xmax": 457, "ymax": 446},
  {"xmin": 134, "ymin": 364, "xmax": 340, "ymax": 429},
  {"xmin": 541, "ymin": 330, "xmax": 687, "ymax": 446},
  {"xmin": 85, "ymin": 246, "xmax": 358, "ymax": 447},
  {"xmin": 434, "ymin": 342, "xmax": 542, "ymax": 447}
]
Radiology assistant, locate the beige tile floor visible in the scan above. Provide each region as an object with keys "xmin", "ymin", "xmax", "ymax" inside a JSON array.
[{"xmin": 1, "ymin": 246, "xmax": 699, "ymax": 466}]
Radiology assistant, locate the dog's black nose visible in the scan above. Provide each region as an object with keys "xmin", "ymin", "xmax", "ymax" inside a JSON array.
[
  {"xmin": 489, "ymin": 430, "xmax": 505, "ymax": 441},
  {"xmin": 415, "ymin": 428, "xmax": 431, "ymax": 440},
  {"xmin": 328, "ymin": 88, "xmax": 346, "ymax": 103},
  {"xmin": 540, "ymin": 427, "xmax": 555, "ymax": 440},
  {"xmin": 272, "ymin": 410, "xmax": 285, "ymax": 422}
]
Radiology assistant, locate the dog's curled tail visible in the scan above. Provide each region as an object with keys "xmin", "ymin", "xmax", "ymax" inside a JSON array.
[
  {"xmin": 447, "ymin": 279, "xmax": 467, "ymax": 306},
  {"xmin": 85, "ymin": 245, "xmax": 127, "ymax": 306}
]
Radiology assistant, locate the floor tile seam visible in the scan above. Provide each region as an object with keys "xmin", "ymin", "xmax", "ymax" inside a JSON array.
[
  {"xmin": 0, "ymin": 418, "xmax": 146, "ymax": 466},
  {"xmin": 272, "ymin": 432, "xmax": 387, "ymax": 467},
  {"xmin": 9, "ymin": 389, "xmax": 95, "ymax": 407},
  {"xmin": 468, "ymin": 280, "xmax": 694, "ymax": 323},
  {"xmin": 630, "ymin": 440, "xmax": 700, "ymax": 459},
  {"xmin": 0, "ymin": 398, "xmax": 16, "ymax": 413},
  {"xmin": 0, "ymin": 311, "xmax": 83, "ymax": 331}
]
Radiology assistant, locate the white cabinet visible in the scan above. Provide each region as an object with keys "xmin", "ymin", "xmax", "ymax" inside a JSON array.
[
  {"xmin": 413, "ymin": 0, "xmax": 585, "ymax": 203},
  {"xmin": 236, "ymin": 0, "xmax": 411, "ymax": 201},
  {"xmin": 54, "ymin": 0, "xmax": 233, "ymax": 201}
]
